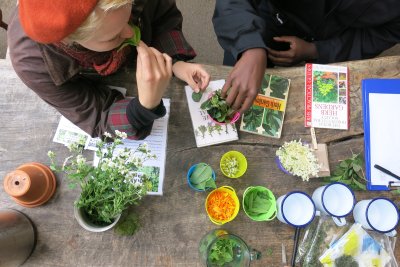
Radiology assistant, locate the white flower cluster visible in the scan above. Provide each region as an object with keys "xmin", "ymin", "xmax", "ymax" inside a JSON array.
[
  {"xmin": 221, "ymin": 156, "xmax": 239, "ymax": 177},
  {"xmin": 276, "ymin": 140, "xmax": 320, "ymax": 181}
]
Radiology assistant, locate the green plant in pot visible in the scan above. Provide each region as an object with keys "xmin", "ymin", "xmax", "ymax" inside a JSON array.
[
  {"xmin": 48, "ymin": 130, "xmax": 154, "ymax": 232},
  {"xmin": 200, "ymin": 89, "xmax": 239, "ymax": 124}
]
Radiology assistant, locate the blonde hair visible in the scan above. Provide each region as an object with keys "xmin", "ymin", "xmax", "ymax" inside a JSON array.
[{"xmin": 66, "ymin": 0, "xmax": 133, "ymax": 42}]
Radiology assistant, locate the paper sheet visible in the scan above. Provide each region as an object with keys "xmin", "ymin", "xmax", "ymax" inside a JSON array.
[{"xmin": 369, "ymin": 93, "xmax": 400, "ymax": 186}]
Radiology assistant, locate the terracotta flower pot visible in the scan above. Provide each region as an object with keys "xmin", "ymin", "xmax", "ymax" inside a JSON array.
[{"xmin": 3, "ymin": 162, "xmax": 56, "ymax": 207}]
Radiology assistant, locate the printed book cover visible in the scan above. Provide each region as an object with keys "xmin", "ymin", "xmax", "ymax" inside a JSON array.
[
  {"xmin": 184, "ymin": 80, "xmax": 238, "ymax": 147},
  {"xmin": 304, "ymin": 63, "xmax": 349, "ymax": 130},
  {"xmin": 240, "ymin": 74, "xmax": 291, "ymax": 138}
]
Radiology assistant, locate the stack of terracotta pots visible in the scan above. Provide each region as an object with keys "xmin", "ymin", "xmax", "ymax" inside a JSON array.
[{"xmin": 3, "ymin": 162, "xmax": 56, "ymax": 207}]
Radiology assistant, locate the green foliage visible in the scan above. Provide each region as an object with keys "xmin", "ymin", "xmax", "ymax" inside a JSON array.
[
  {"xmin": 200, "ymin": 89, "xmax": 235, "ymax": 123},
  {"xmin": 192, "ymin": 91, "xmax": 203, "ymax": 102},
  {"xmin": 262, "ymin": 109, "xmax": 283, "ymax": 137},
  {"xmin": 313, "ymin": 71, "xmax": 338, "ymax": 103},
  {"xmin": 242, "ymin": 106, "xmax": 263, "ymax": 131},
  {"xmin": 208, "ymin": 238, "xmax": 236, "ymax": 266},
  {"xmin": 114, "ymin": 211, "xmax": 140, "ymax": 236},
  {"xmin": 261, "ymin": 74, "xmax": 271, "ymax": 95},
  {"xmin": 334, "ymin": 255, "xmax": 359, "ymax": 267},
  {"xmin": 270, "ymin": 75, "xmax": 290, "ymax": 99},
  {"xmin": 189, "ymin": 163, "xmax": 216, "ymax": 190},
  {"xmin": 198, "ymin": 125, "xmax": 207, "ymax": 138},
  {"xmin": 324, "ymin": 153, "xmax": 367, "ymax": 191},
  {"xmin": 48, "ymin": 131, "xmax": 155, "ymax": 225},
  {"xmin": 118, "ymin": 24, "xmax": 141, "ymax": 51},
  {"xmin": 243, "ymin": 190, "xmax": 273, "ymax": 217},
  {"xmin": 140, "ymin": 166, "xmax": 160, "ymax": 192}
]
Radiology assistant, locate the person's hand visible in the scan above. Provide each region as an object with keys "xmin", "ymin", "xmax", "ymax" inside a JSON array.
[
  {"xmin": 172, "ymin": 61, "xmax": 210, "ymax": 93},
  {"xmin": 223, "ymin": 48, "xmax": 267, "ymax": 113},
  {"xmin": 267, "ymin": 36, "xmax": 318, "ymax": 66},
  {"xmin": 136, "ymin": 41, "xmax": 172, "ymax": 109}
]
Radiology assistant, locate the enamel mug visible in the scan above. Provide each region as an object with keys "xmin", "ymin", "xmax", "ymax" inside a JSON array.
[
  {"xmin": 276, "ymin": 191, "xmax": 316, "ymax": 228},
  {"xmin": 312, "ymin": 182, "xmax": 356, "ymax": 226},
  {"xmin": 353, "ymin": 197, "xmax": 399, "ymax": 237}
]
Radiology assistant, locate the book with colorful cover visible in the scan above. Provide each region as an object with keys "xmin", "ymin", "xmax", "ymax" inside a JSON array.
[
  {"xmin": 240, "ymin": 74, "xmax": 291, "ymax": 138},
  {"xmin": 304, "ymin": 63, "xmax": 349, "ymax": 130},
  {"xmin": 184, "ymin": 80, "xmax": 238, "ymax": 147}
]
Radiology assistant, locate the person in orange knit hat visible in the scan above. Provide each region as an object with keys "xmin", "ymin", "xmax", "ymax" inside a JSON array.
[{"xmin": 8, "ymin": 0, "xmax": 210, "ymax": 139}]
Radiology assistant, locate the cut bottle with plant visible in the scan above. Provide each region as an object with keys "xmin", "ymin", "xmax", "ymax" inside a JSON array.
[
  {"xmin": 200, "ymin": 89, "xmax": 239, "ymax": 124},
  {"xmin": 48, "ymin": 130, "xmax": 154, "ymax": 232}
]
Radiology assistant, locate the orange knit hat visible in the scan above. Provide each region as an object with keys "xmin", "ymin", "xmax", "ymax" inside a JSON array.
[{"xmin": 19, "ymin": 0, "xmax": 99, "ymax": 44}]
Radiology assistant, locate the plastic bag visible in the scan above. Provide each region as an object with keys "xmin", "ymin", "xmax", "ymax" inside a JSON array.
[
  {"xmin": 296, "ymin": 215, "xmax": 350, "ymax": 267},
  {"xmin": 319, "ymin": 223, "xmax": 393, "ymax": 267},
  {"xmin": 367, "ymin": 231, "xmax": 398, "ymax": 267}
]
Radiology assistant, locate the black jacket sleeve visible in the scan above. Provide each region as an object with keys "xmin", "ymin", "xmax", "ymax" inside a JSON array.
[
  {"xmin": 315, "ymin": 18, "xmax": 400, "ymax": 63},
  {"xmin": 212, "ymin": 0, "xmax": 267, "ymax": 61}
]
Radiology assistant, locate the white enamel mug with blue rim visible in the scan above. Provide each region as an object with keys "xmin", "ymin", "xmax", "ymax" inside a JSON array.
[
  {"xmin": 276, "ymin": 191, "xmax": 316, "ymax": 227},
  {"xmin": 312, "ymin": 182, "xmax": 356, "ymax": 227},
  {"xmin": 353, "ymin": 197, "xmax": 399, "ymax": 237}
]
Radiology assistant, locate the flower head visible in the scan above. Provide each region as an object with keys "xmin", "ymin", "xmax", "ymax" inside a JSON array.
[{"xmin": 276, "ymin": 139, "xmax": 320, "ymax": 181}]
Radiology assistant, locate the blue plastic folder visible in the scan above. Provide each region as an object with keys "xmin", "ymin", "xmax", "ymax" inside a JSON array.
[{"xmin": 362, "ymin": 79, "xmax": 400, "ymax": 190}]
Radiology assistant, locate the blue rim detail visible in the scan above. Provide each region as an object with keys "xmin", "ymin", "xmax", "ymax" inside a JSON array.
[
  {"xmin": 321, "ymin": 182, "xmax": 356, "ymax": 217},
  {"xmin": 281, "ymin": 191, "xmax": 316, "ymax": 228},
  {"xmin": 365, "ymin": 197, "xmax": 399, "ymax": 233}
]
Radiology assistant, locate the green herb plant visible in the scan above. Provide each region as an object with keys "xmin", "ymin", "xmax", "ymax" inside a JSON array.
[
  {"xmin": 48, "ymin": 130, "xmax": 155, "ymax": 226},
  {"xmin": 324, "ymin": 153, "xmax": 367, "ymax": 191},
  {"xmin": 189, "ymin": 163, "xmax": 216, "ymax": 191},
  {"xmin": 200, "ymin": 89, "xmax": 235, "ymax": 123},
  {"xmin": 208, "ymin": 238, "xmax": 236, "ymax": 266}
]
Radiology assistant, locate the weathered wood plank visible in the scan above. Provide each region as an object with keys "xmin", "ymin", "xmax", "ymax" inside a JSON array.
[{"xmin": 0, "ymin": 57, "xmax": 399, "ymax": 266}]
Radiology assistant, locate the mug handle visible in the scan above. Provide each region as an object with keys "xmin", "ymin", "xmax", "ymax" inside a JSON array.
[
  {"xmin": 248, "ymin": 247, "xmax": 261, "ymax": 261},
  {"xmin": 209, "ymin": 217, "xmax": 223, "ymax": 225},
  {"xmin": 265, "ymin": 209, "xmax": 277, "ymax": 221},
  {"xmin": 222, "ymin": 186, "xmax": 236, "ymax": 193},
  {"xmin": 386, "ymin": 229, "xmax": 397, "ymax": 237},
  {"xmin": 332, "ymin": 217, "xmax": 346, "ymax": 227}
]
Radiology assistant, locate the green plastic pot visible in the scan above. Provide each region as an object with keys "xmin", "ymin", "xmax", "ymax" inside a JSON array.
[{"xmin": 242, "ymin": 186, "xmax": 277, "ymax": 222}]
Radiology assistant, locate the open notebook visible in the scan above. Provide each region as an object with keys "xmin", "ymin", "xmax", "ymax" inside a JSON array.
[{"xmin": 362, "ymin": 79, "xmax": 400, "ymax": 190}]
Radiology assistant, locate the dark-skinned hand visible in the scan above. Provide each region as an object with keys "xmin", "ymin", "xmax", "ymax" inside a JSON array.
[
  {"xmin": 222, "ymin": 48, "xmax": 267, "ymax": 113},
  {"xmin": 267, "ymin": 36, "xmax": 318, "ymax": 66}
]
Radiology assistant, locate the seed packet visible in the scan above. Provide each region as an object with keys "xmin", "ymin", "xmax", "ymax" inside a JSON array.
[{"xmin": 319, "ymin": 223, "xmax": 392, "ymax": 267}]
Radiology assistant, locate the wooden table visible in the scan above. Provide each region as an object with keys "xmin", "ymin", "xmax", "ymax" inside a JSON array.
[{"xmin": 0, "ymin": 56, "xmax": 399, "ymax": 267}]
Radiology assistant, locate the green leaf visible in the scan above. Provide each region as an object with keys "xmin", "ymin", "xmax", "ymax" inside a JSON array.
[
  {"xmin": 117, "ymin": 24, "xmax": 141, "ymax": 51},
  {"xmin": 192, "ymin": 91, "xmax": 203, "ymax": 102},
  {"xmin": 205, "ymin": 178, "xmax": 216, "ymax": 189},
  {"xmin": 352, "ymin": 178, "xmax": 366, "ymax": 191}
]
